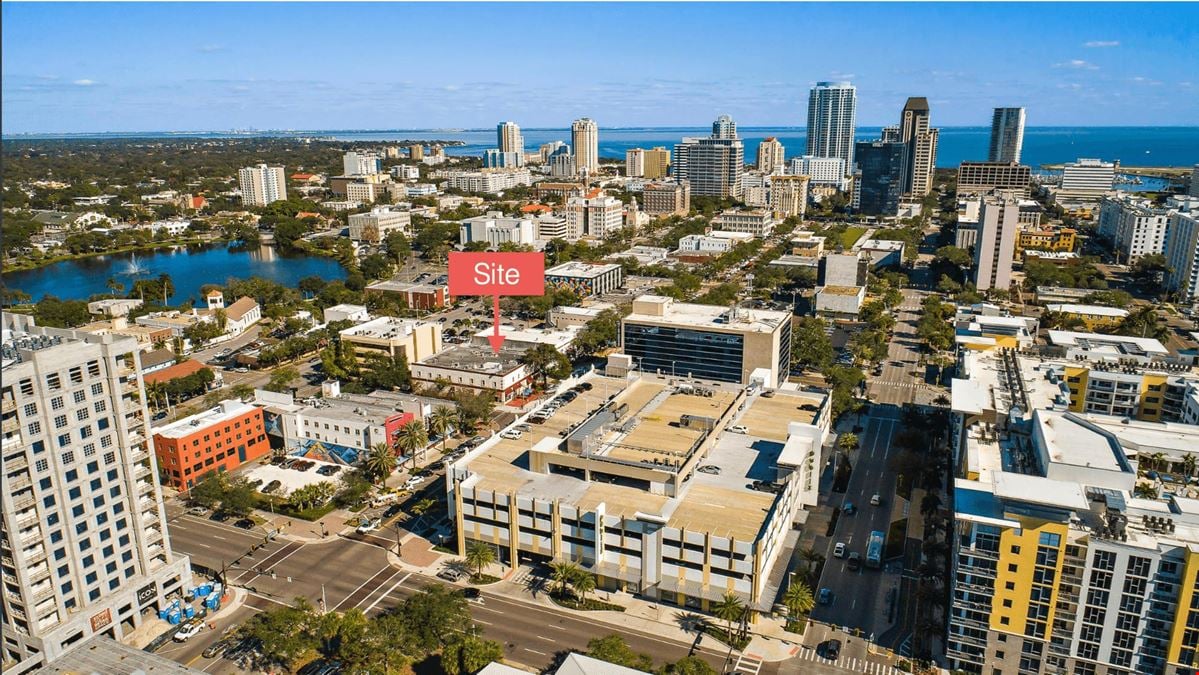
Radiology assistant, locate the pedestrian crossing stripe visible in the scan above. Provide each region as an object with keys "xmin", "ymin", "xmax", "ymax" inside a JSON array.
[{"xmin": 793, "ymin": 646, "xmax": 906, "ymax": 674}]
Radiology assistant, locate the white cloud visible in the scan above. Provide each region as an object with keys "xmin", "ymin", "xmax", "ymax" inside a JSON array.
[
  {"xmin": 1084, "ymin": 40, "xmax": 1120, "ymax": 48},
  {"xmin": 1054, "ymin": 60, "xmax": 1099, "ymax": 70},
  {"xmin": 73, "ymin": 79, "xmax": 96, "ymax": 86},
  {"xmin": 198, "ymin": 44, "xmax": 226, "ymax": 54}
]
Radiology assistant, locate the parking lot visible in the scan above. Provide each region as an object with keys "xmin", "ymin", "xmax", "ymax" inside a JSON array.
[{"xmin": 241, "ymin": 458, "xmax": 346, "ymax": 496}]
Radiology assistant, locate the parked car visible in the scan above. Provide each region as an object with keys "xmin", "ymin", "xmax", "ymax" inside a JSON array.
[
  {"xmin": 404, "ymin": 476, "xmax": 426, "ymax": 490},
  {"xmin": 833, "ymin": 542, "xmax": 846, "ymax": 558},
  {"xmin": 188, "ymin": 506, "xmax": 208, "ymax": 516},
  {"xmin": 317, "ymin": 465, "xmax": 341, "ymax": 476},
  {"xmin": 728, "ymin": 425, "xmax": 748, "ymax": 434},
  {"xmin": 383, "ymin": 504, "xmax": 403, "ymax": 518},
  {"xmin": 437, "ymin": 567, "xmax": 466, "ymax": 582},
  {"xmin": 203, "ymin": 636, "xmax": 238, "ymax": 659},
  {"xmin": 173, "ymin": 619, "xmax": 204, "ymax": 642},
  {"xmin": 233, "ymin": 518, "xmax": 255, "ymax": 530},
  {"xmin": 262, "ymin": 480, "xmax": 282, "ymax": 494},
  {"xmin": 357, "ymin": 518, "xmax": 381, "ymax": 534},
  {"xmin": 697, "ymin": 465, "xmax": 721, "ymax": 475},
  {"xmin": 500, "ymin": 429, "xmax": 522, "ymax": 440}
]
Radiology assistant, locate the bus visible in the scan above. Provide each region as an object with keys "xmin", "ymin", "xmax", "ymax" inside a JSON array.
[{"xmin": 865, "ymin": 530, "xmax": 885, "ymax": 568}]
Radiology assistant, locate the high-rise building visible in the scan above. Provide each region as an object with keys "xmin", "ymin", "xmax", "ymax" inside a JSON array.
[
  {"xmin": 897, "ymin": 97, "xmax": 938, "ymax": 198},
  {"xmin": 539, "ymin": 141, "xmax": 567, "ymax": 164},
  {"xmin": 571, "ymin": 118, "xmax": 599, "ymax": 175},
  {"xmin": 1097, "ymin": 193, "xmax": 1172, "ymax": 264},
  {"xmin": 1164, "ymin": 202, "xmax": 1199, "ymax": 303},
  {"xmin": 625, "ymin": 148, "xmax": 645, "ymax": 178},
  {"xmin": 770, "ymin": 175, "xmax": 809, "ymax": 220},
  {"xmin": 957, "ymin": 161, "xmax": 1032, "ymax": 197},
  {"xmin": 672, "ymin": 116, "xmax": 744, "ymax": 199},
  {"xmin": 1058, "ymin": 158, "xmax": 1116, "ymax": 200},
  {"xmin": 497, "ymin": 121, "xmax": 524, "ymax": 157},
  {"xmin": 238, "ymin": 163, "xmax": 287, "ymax": 206},
  {"xmin": 789, "ymin": 155, "xmax": 848, "ymax": 188},
  {"xmin": 853, "ymin": 141, "xmax": 907, "ymax": 216},
  {"xmin": 565, "ymin": 189, "xmax": 624, "ymax": 240},
  {"xmin": 971, "ymin": 193, "xmax": 1021, "ymax": 292},
  {"xmin": 988, "ymin": 107, "xmax": 1026, "ymax": 163},
  {"xmin": 548, "ymin": 145, "xmax": 577, "ymax": 178},
  {"xmin": 643, "ymin": 147, "xmax": 671, "ymax": 180},
  {"xmin": 1190, "ymin": 164, "xmax": 1199, "ymax": 198},
  {"xmin": 408, "ymin": 145, "xmax": 425, "ymax": 160},
  {"xmin": 712, "ymin": 114, "xmax": 737, "ymax": 140},
  {"xmin": 342, "ymin": 151, "xmax": 382, "ymax": 177},
  {"xmin": 806, "ymin": 81, "xmax": 857, "ymax": 173},
  {"xmin": 1, "ymin": 313, "xmax": 192, "ymax": 669},
  {"xmin": 757, "ymin": 137, "xmax": 785, "ymax": 174},
  {"xmin": 642, "ymin": 182, "xmax": 690, "ymax": 217},
  {"xmin": 482, "ymin": 149, "xmax": 523, "ymax": 169}
]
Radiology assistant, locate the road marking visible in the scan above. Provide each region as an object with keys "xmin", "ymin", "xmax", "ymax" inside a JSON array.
[
  {"xmin": 475, "ymin": 618, "xmax": 493, "ymax": 626},
  {"xmin": 523, "ymin": 648, "xmax": 548, "ymax": 656},
  {"xmin": 548, "ymin": 623, "xmax": 567, "ymax": 631},
  {"xmin": 535, "ymin": 635, "xmax": 555, "ymax": 642},
  {"xmin": 362, "ymin": 571, "xmax": 412, "ymax": 614},
  {"xmin": 332, "ymin": 566, "xmax": 394, "ymax": 612}
]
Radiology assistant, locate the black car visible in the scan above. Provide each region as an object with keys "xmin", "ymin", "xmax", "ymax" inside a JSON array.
[
  {"xmin": 262, "ymin": 480, "xmax": 282, "ymax": 493},
  {"xmin": 233, "ymin": 518, "xmax": 255, "ymax": 530},
  {"xmin": 317, "ymin": 465, "xmax": 341, "ymax": 476},
  {"xmin": 203, "ymin": 637, "xmax": 237, "ymax": 659},
  {"xmin": 847, "ymin": 552, "xmax": 862, "ymax": 571},
  {"xmin": 821, "ymin": 639, "xmax": 842, "ymax": 660},
  {"xmin": 462, "ymin": 587, "xmax": 481, "ymax": 599},
  {"xmin": 210, "ymin": 511, "xmax": 232, "ymax": 522},
  {"xmin": 383, "ymin": 504, "xmax": 403, "ymax": 518}
]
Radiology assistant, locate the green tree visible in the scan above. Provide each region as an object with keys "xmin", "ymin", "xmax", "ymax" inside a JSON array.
[
  {"xmin": 465, "ymin": 541, "xmax": 496, "ymax": 578},
  {"xmin": 428, "ymin": 406, "xmax": 457, "ymax": 454},
  {"xmin": 660, "ymin": 656, "xmax": 717, "ymax": 675},
  {"xmin": 399, "ymin": 585, "xmax": 473, "ymax": 652},
  {"xmin": 363, "ymin": 442, "xmax": 398, "ymax": 485},
  {"xmin": 220, "ymin": 477, "xmax": 257, "ymax": 516},
  {"xmin": 572, "ymin": 569, "xmax": 596, "ymax": 602},
  {"xmin": 334, "ymin": 470, "xmax": 373, "ymax": 508},
  {"xmin": 586, "ymin": 634, "xmax": 654, "ymax": 672},
  {"xmin": 440, "ymin": 634, "xmax": 505, "ymax": 675},
  {"xmin": 188, "ymin": 472, "xmax": 225, "ymax": 508},
  {"xmin": 33, "ymin": 295, "xmax": 91, "ymax": 328},
  {"xmin": 782, "ymin": 577, "xmax": 815, "ymax": 618},
  {"xmin": 394, "ymin": 419, "xmax": 429, "ymax": 469},
  {"xmin": 454, "ymin": 391, "xmax": 496, "ymax": 431},
  {"xmin": 550, "ymin": 560, "xmax": 581, "ymax": 597},
  {"xmin": 265, "ymin": 366, "xmax": 300, "ymax": 393},
  {"xmin": 1117, "ymin": 306, "xmax": 1169, "ymax": 341},
  {"xmin": 712, "ymin": 592, "xmax": 746, "ymax": 643},
  {"xmin": 837, "ymin": 432, "xmax": 859, "ymax": 451},
  {"xmin": 360, "ymin": 352, "xmax": 411, "ymax": 391},
  {"xmin": 238, "ymin": 596, "xmax": 318, "ymax": 671},
  {"xmin": 520, "ymin": 343, "xmax": 572, "ymax": 390},
  {"xmin": 791, "ymin": 317, "xmax": 833, "ymax": 372}
]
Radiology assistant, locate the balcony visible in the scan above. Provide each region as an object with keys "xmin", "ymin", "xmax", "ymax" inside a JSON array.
[
  {"xmin": 27, "ymin": 566, "xmax": 50, "ymax": 584},
  {"xmin": 2, "ymin": 417, "xmax": 18, "ymax": 434},
  {"xmin": 31, "ymin": 585, "xmax": 54, "ymax": 603},
  {"xmin": 1, "ymin": 397, "xmax": 15, "ymax": 412},
  {"xmin": 14, "ymin": 510, "xmax": 36, "ymax": 529},
  {"xmin": 18, "ymin": 529, "xmax": 41, "ymax": 547},
  {"xmin": 1, "ymin": 571, "xmax": 17, "ymax": 585},
  {"xmin": 130, "ymin": 448, "xmax": 149, "ymax": 463},
  {"xmin": 135, "ymin": 465, "xmax": 152, "ymax": 480},
  {"xmin": 8, "ymin": 474, "xmax": 32, "ymax": 491},
  {"xmin": 23, "ymin": 548, "xmax": 46, "ymax": 565},
  {"xmin": 5, "ymin": 455, "xmax": 28, "ymax": 472},
  {"xmin": 121, "ymin": 379, "xmax": 140, "ymax": 394},
  {"xmin": 12, "ymin": 492, "xmax": 35, "ymax": 510}
]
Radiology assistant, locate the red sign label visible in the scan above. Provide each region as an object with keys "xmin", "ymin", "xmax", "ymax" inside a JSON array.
[{"xmin": 448, "ymin": 252, "xmax": 545, "ymax": 297}]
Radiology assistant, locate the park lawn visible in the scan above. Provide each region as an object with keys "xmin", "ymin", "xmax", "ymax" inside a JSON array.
[{"xmin": 839, "ymin": 226, "xmax": 868, "ymax": 249}]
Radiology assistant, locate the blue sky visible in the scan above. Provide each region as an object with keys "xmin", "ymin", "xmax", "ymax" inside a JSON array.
[{"xmin": 3, "ymin": 2, "xmax": 1197, "ymax": 134}]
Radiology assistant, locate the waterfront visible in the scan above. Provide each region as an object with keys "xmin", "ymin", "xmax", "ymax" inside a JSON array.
[
  {"xmin": 1, "ymin": 243, "xmax": 346, "ymax": 304},
  {"xmin": 13, "ymin": 126, "xmax": 1196, "ymax": 169}
]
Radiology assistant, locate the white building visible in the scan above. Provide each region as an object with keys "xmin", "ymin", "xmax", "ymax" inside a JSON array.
[
  {"xmin": 144, "ymin": 219, "xmax": 191, "ymax": 237},
  {"xmin": 1162, "ymin": 199, "xmax": 1199, "ymax": 303},
  {"xmin": 789, "ymin": 155, "xmax": 848, "ymax": 188},
  {"xmin": 1058, "ymin": 158, "xmax": 1116, "ymax": 201},
  {"xmin": 676, "ymin": 231, "xmax": 754, "ymax": 254},
  {"xmin": 971, "ymin": 193, "xmax": 1021, "ymax": 292},
  {"xmin": 238, "ymin": 164, "xmax": 287, "ymax": 206},
  {"xmin": 0, "ymin": 314, "xmax": 192, "ymax": 670},
  {"xmin": 443, "ymin": 170, "xmax": 532, "ymax": 194},
  {"xmin": 459, "ymin": 212, "xmax": 537, "ymax": 249},
  {"xmin": 497, "ymin": 121, "xmax": 524, "ymax": 157},
  {"xmin": 625, "ymin": 148, "xmax": 645, "ymax": 177},
  {"xmin": 343, "ymin": 151, "xmax": 382, "ymax": 177},
  {"xmin": 1097, "ymin": 193, "xmax": 1179, "ymax": 263},
  {"xmin": 806, "ymin": 81, "xmax": 857, "ymax": 172},
  {"xmin": 757, "ymin": 137, "xmax": 785, "ymax": 174},
  {"xmin": 323, "ymin": 304, "xmax": 370, "ymax": 324},
  {"xmin": 565, "ymin": 190, "xmax": 624, "ymax": 240},
  {"xmin": 390, "ymin": 165, "xmax": 420, "ymax": 181},
  {"xmin": 348, "ymin": 207, "xmax": 411, "ymax": 243},
  {"xmin": 711, "ymin": 209, "xmax": 776, "ymax": 237},
  {"xmin": 770, "ymin": 175, "xmax": 809, "ymax": 219},
  {"xmin": 988, "ymin": 107, "xmax": 1026, "ymax": 164},
  {"xmin": 572, "ymin": 118, "xmax": 599, "ymax": 175}
]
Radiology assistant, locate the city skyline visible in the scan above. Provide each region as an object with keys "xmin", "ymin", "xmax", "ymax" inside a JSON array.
[{"xmin": 3, "ymin": 2, "xmax": 1198, "ymax": 134}]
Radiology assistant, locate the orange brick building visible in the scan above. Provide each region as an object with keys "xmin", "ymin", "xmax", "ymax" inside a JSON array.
[{"xmin": 152, "ymin": 400, "xmax": 270, "ymax": 491}]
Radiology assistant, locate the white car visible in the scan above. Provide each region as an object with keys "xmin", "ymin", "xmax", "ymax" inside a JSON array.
[
  {"xmin": 833, "ymin": 542, "xmax": 846, "ymax": 559},
  {"xmin": 356, "ymin": 518, "xmax": 381, "ymax": 534},
  {"xmin": 500, "ymin": 429, "xmax": 523, "ymax": 440},
  {"xmin": 173, "ymin": 620, "xmax": 204, "ymax": 642},
  {"xmin": 404, "ymin": 476, "xmax": 426, "ymax": 490},
  {"xmin": 870, "ymin": 494, "xmax": 882, "ymax": 506},
  {"xmin": 728, "ymin": 425, "xmax": 749, "ymax": 434}
]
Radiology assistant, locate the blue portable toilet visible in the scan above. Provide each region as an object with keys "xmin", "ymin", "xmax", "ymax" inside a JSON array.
[
  {"xmin": 184, "ymin": 605, "xmax": 196, "ymax": 619},
  {"xmin": 206, "ymin": 595, "xmax": 221, "ymax": 610},
  {"xmin": 167, "ymin": 610, "xmax": 182, "ymax": 624}
]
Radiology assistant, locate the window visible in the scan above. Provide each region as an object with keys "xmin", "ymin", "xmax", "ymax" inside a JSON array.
[
  {"xmin": 35, "ymin": 459, "xmax": 49, "ymax": 472},
  {"xmin": 76, "ymin": 409, "xmax": 89, "ymax": 422},
  {"xmin": 27, "ymin": 421, "xmax": 41, "ymax": 435},
  {"xmin": 58, "ymin": 434, "xmax": 71, "ymax": 448},
  {"xmin": 101, "ymin": 435, "xmax": 113, "ymax": 448},
  {"xmin": 92, "ymin": 383, "xmax": 103, "ymax": 395},
  {"xmin": 1011, "ymin": 545, "xmax": 1022, "ymax": 554},
  {"xmin": 50, "ymin": 393, "xmax": 64, "ymax": 408},
  {"xmin": 83, "ymin": 443, "xmax": 95, "ymax": 457},
  {"xmin": 1003, "ymin": 599, "xmax": 1013, "ymax": 608},
  {"xmin": 1038, "ymin": 532, "xmax": 1060, "ymax": 547},
  {"xmin": 23, "ymin": 403, "xmax": 37, "ymax": 416},
  {"xmin": 97, "ymin": 417, "xmax": 109, "ymax": 430},
  {"xmin": 80, "ymin": 426, "xmax": 92, "ymax": 439},
  {"xmin": 103, "ymin": 452, "xmax": 115, "ymax": 465},
  {"xmin": 62, "ymin": 450, "xmax": 75, "ymax": 464},
  {"xmin": 93, "ymin": 400, "xmax": 106, "ymax": 413},
  {"xmin": 73, "ymin": 390, "xmax": 86, "ymax": 404}
]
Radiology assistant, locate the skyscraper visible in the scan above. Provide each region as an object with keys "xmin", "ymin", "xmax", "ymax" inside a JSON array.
[
  {"xmin": 757, "ymin": 137, "xmax": 785, "ymax": 174},
  {"xmin": 643, "ymin": 147, "xmax": 671, "ymax": 180},
  {"xmin": 625, "ymin": 148, "xmax": 645, "ymax": 178},
  {"xmin": 571, "ymin": 118, "xmax": 599, "ymax": 175},
  {"xmin": 769, "ymin": 175, "xmax": 809, "ymax": 219},
  {"xmin": 672, "ymin": 115, "xmax": 744, "ymax": 198},
  {"xmin": 1188, "ymin": 164, "xmax": 1199, "ymax": 198},
  {"xmin": 988, "ymin": 107, "xmax": 1026, "ymax": 164},
  {"xmin": 806, "ymin": 81, "xmax": 857, "ymax": 175},
  {"xmin": 712, "ymin": 114, "xmax": 737, "ymax": 140},
  {"xmin": 897, "ymin": 97, "xmax": 938, "ymax": 198},
  {"xmin": 1, "ymin": 313, "xmax": 192, "ymax": 668},
  {"xmin": 497, "ymin": 121, "xmax": 524, "ymax": 158},
  {"xmin": 342, "ymin": 151, "xmax": 381, "ymax": 177},
  {"xmin": 238, "ymin": 163, "xmax": 287, "ymax": 206},
  {"xmin": 971, "ymin": 193, "xmax": 1021, "ymax": 291},
  {"xmin": 853, "ymin": 141, "xmax": 907, "ymax": 216}
]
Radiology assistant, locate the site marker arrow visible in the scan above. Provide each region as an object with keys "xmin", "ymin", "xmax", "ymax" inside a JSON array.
[{"xmin": 487, "ymin": 294, "xmax": 505, "ymax": 353}]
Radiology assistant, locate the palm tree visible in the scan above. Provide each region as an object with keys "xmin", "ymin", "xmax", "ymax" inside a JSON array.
[
  {"xmin": 428, "ymin": 406, "xmax": 457, "ymax": 457},
  {"xmin": 362, "ymin": 442, "xmax": 398, "ymax": 485},
  {"xmin": 394, "ymin": 420, "xmax": 428, "ymax": 472},
  {"xmin": 712, "ymin": 592, "xmax": 746, "ymax": 643},
  {"xmin": 105, "ymin": 277, "xmax": 124, "ymax": 298},
  {"xmin": 782, "ymin": 576, "xmax": 815, "ymax": 618},
  {"xmin": 798, "ymin": 547, "xmax": 824, "ymax": 576},
  {"xmin": 1184, "ymin": 454, "xmax": 1197, "ymax": 479},
  {"xmin": 550, "ymin": 560, "xmax": 580, "ymax": 597},
  {"xmin": 1148, "ymin": 452, "xmax": 1168, "ymax": 472},
  {"xmin": 837, "ymin": 432, "xmax": 859, "ymax": 452},
  {"xmin": 465, "ymin": 541, "xmax": 495, "ymax": 579},
  {"xmin": 572, "ymin": 571, "xmax": 596, "ymax": 603}
]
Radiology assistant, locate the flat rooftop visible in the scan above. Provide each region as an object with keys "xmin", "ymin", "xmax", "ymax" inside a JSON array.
[
  {"xmin": 953, "ymin": 349, "xmax": 1070, "ymax": 418},
  {"xmin": 365, "ymin": 280, "xmax": 445, "ymax": 294},
  {"xmin": 153, "ymin": 400, "xmax": 256, "ymax": 438},
  {"xmin": 417, "ymin": 344, "xmax": 525, "ymax": 373},
  {"xmin": 460, "ymin": 373, "xmax": 826, "ymax": 541},
  {"xmin": 471, "ymin": 325, "xmax": 579, "ymax": 350},
  {"xmin": 1034, "ymin": 410, "xmax": 1128, "ymax": 473},
  {"xmin": 625, "ymin": 295, "xmax": 788, "ymax": 334},
  {"xmin": 340, "ymin": 316, "xmax": 429, "ymax": 340},
  {"xmin": 546, "ymin": 261, "xmax": 622, "ymax": 278},
  {"xmin": 819, "ymin": 285, "xmax": 863, "ymax": 296},
  {"xmin": 1047, "ymin": 330, "xmax": 1168, "ymax": 357},
  {"xmin": 33, "ymin": 635, "xmax": 204, "ymax": 674},
  {"xmin": 1046, "ymin": 304, "xmax": 1129, "ymax": 317}
]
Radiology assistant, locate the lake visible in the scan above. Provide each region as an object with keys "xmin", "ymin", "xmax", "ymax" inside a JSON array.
[{"xmin": 2, "ymin": 243, "xmax": 347, "ymax": 304}]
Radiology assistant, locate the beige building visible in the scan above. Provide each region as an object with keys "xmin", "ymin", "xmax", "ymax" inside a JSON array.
[
  {"xmin": 238, "ymin": 163, "xmax": 286, "ymax": 206},
  {"xmin": 642, "ymin": 183, "xmax": 690, "ymax": 217},
  {"xmin": 338, "ymin": 316, "xmax": 442, "ymax": 364},
  {"xmin": 643, "ymin": 147, "xmax": 670, "ymax": 179},
  {"xmin": 957, "ymin": 161, "xmax": 1031, "ymax": 197},
  {"xmin": 971, "ymin": 193, "xmax": 1021, "ymax": 292},
  {"xmin": 621, "ymin": 295, "xmax": 792, "ymax": 386},
  {"xmin": 757, "ymin": 137, "xmax": 786, "ymax": 174},
  {"xmin": 770, "ymin": 175, "xmax": 809, "ymax": 219},
  {"xmin": 711, "ymin": 208, "xmax": 776, "ymax": 237},
  {"xmin": 625, "ymin": 148, "xmax": 645, "ymax": 178},
  {"xmin": 572, "ymin": 118, "xmax": 599, "ymax": 174}
]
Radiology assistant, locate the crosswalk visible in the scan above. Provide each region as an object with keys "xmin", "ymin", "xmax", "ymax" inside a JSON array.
[
  {"xmin": 792, "ymin": 646, "xmax": 905, "ymax": 674},
  {"xmin": 731, "ymin": 652, "xmax": 762, "ymax": 675}
]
